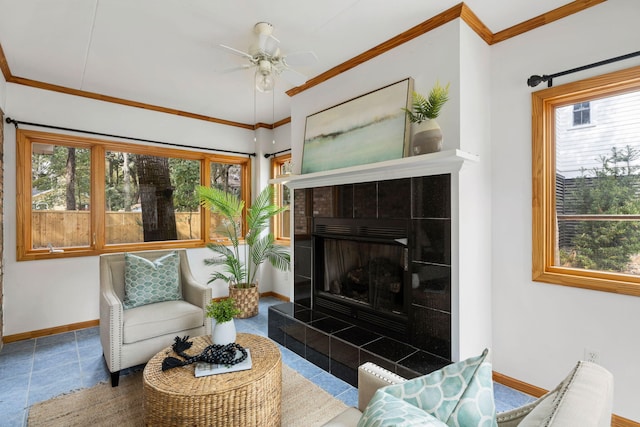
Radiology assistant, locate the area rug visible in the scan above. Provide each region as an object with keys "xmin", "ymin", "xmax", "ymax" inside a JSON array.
[{"xmin": 27, "ymin": 364, "xmax": 349, "ymax": 426}]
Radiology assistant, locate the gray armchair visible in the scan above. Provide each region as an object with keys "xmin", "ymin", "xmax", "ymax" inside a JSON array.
[{"xmin": 99, "ymin": 249, "xmax": 211, "ymax": 386}]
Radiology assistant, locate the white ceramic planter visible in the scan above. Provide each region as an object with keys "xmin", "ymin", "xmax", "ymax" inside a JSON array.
[
  {"xmin": 411, "ymin": 119, "xmax": 443, "ymax": 155},
  {"xmin": 211, "ymin": 319, "xmax": 237, "ymax": 345}
]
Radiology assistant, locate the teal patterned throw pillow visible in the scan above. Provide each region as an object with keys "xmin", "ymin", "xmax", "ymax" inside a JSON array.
[
  {"xmin": 123, "ymin": 252, "xmax": 181, "ymax": 309},
  {"xmin": 358, "ymin": 390, "xmax": 448, "ymax": 427},
  {"xmin": 373, "ymin": 349, "xmax": 497, "ymax": 427}
]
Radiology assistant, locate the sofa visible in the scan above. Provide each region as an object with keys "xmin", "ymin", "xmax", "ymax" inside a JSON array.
[
  {"xmin": 323, "ymin": 357, "xmax": 613, "ymax": 426},
  {"xmin": 99, "ymin": 249, "xmax": 211, "ymax": 386}
]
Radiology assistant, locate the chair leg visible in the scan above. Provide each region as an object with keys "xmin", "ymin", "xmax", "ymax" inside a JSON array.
[{"xmin": 110, "ymin": 371, "xmax": 120, "ymax": 387}]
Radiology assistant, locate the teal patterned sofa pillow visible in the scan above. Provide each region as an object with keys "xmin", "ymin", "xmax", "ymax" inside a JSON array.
[
  {"xmin": 123, "ymin": 251, "xmax": 182, "ymax": 309},
  {"xmin": 381, "ymin": 348, "xmax": 496, "ymax": 427},
  {"xmin": 358, "ymin": 390, "xmax": 448, "ymax": 427}
]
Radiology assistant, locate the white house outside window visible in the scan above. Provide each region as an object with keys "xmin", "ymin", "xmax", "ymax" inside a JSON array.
[{"xmin": 572, "ymin": 101, "xmax": 591, "ymax": 126}]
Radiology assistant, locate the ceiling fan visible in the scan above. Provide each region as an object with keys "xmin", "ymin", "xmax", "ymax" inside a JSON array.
[{"xmin": 219, "ymin": 22, "xmax": 318, "ymax": 93}]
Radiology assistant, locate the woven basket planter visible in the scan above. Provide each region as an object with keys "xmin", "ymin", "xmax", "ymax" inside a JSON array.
[{"xmin": 229, "ymin": 283, "xmax": 259, "ymax": 318}]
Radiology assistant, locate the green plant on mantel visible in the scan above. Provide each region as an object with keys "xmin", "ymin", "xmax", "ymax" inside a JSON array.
[
  {"xmin": 206, "ymin": 298, "xmax": 240, "ymax": 323},
  {"xmin": 403, "ymin": 81, "xmax": 450, "ymax": 123}
]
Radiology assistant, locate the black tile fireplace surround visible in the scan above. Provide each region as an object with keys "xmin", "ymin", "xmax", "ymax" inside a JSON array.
[{"xmin": 267, "ymin": 174, "xmax": 455, "ymax": 385}]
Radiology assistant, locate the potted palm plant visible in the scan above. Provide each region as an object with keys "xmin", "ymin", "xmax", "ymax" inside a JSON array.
[
  {"xmin": 206, "ymin": 297, "xmax": 241, "ymax": 344},
  {"xmin": 403, "ymin": 81, "xmax": 450, "ymax": 155},
  {"xmin": 197, "ymin": 185, "xmax": 290, "ymax": 318}
]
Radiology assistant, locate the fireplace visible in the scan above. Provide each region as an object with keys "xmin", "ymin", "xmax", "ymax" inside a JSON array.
[
  {"xmin": 313, "ymin": 218, "xmax": 410, "ymax": 337},
  {"xmin": 292, "ymin": 174, "xmax": 453, "ymax": 359},
  {"xmin": 269, "ymin": 152, "xmax": 488, "ymax": 385}
]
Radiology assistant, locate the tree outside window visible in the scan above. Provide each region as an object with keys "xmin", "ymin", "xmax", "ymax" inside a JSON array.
[{"xmin": 31, "ymin": 143, "xmax": 91, "ymax": 249}]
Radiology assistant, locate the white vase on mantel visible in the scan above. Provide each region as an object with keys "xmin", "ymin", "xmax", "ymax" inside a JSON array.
[
  {"xmin": 211, "ymin": 319, "xmax": 236, "ymax": 345},
  {"xmin": 411, "ymin": 119, "xmax": 443, "ymax": 155}
]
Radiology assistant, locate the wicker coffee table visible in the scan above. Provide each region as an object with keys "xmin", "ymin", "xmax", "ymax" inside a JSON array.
[{"xmin": 143, "ymin": 333, "xmax": 282, "ymax": 426}]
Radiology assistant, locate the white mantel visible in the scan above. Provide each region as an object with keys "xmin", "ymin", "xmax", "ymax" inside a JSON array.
[{"xmin": 271, "ymin": 149, "xmax": 479, "ymax": 189}]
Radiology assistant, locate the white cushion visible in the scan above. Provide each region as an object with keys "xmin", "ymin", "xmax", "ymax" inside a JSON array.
[
  {"xmin": 322, "ymin": 408, "xmax": 365, "ymax": 427},
  {"xmin": 123, "ymin": 300, "xmax": 203, "ymax": 344}
]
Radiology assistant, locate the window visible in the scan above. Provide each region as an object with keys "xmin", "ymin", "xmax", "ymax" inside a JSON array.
[
  {"xmin": 572, "ymin": 101, "xmax": 591, "ymax": 126},
  {"xmin": 209, "ymin": 161, "xmax": 245, "ymax": 241},
  {"xmin": 271, "ymin": 154, "xmax": 292, "ymax": 241},
  {"xmin": 17, "ymin": 130, "xmax": 250, "ymax": 260},
  {"xmin": 532, "ymin": 65, "xmax": 640, "ymax": 296}
]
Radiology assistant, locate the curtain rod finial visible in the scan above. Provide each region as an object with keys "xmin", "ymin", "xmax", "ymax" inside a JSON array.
[{"xmin": 527, "ymin": 75, "xmax": 549, "ymax": 87}]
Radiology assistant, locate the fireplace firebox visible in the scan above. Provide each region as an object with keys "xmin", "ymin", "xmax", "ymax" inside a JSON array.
[{"xmin": 313, "ymin": 217, "xmax": 410, "ymax": 338}]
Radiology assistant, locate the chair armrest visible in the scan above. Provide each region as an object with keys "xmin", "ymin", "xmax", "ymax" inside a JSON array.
[
  {"xmin": 497, "ymin": 361, "xmax": 614, "ymax": 427},
  {"xmin": 178, "ymin": 252, "xmax": 212, "ymax": 334},
  {"xmin": 181, "ymin": 271, "xmax": 211, "ymax": 308},
  {"xmin": 496, "ymin": 400, "xmax": 539, "ymax": 427},
  {"xmin": 357, "ymin": 362, "xmax": 407, "ymax": 411},
  {"xmin": 99, "ymin": 261, "xmax": 124, "ymax": 372}
]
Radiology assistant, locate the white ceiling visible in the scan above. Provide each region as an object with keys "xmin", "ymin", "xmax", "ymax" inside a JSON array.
[{"xmin": 0, "ymin": 0, "xmax": 572, "ymax": 126}]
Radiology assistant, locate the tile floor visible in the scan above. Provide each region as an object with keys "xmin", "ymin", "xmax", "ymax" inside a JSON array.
[{"xmin": 0, "ymin": 297, "xmax": 535, "ymax": 426}]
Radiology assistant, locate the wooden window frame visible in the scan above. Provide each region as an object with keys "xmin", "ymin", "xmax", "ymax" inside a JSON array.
[
  {"xmin": 17, "ymin": 129, "xmax": 251, "ymax": 261},
  {"xmin": 271, "ymin": 153, "xmax": 291, "ymax": 244},
  {"xmin": 532, "ymin": 64, "xmax": 640, "ymax": 296}
]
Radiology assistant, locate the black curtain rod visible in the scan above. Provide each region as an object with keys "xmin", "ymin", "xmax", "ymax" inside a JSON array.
[
  {"xmin": 264, "ymin": 148, "xmax": 291, "ymax": 159},
  {"xmin": 527, "ymin": 50, "xmax": 640, "ymax": 88},
  {"xmin": 4, "ymin": 117, "xmax": 256, "ymax": 157}
]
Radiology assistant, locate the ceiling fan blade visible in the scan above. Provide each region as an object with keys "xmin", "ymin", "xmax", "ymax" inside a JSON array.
[
  {"xmin": 258, "ymin": 34, "xmax": 280, "ymax": 56},
  {"xmin": 280, "ymin": 67, "xmax": 309, "ymax": 87},
  {"xmin": 282, "ymin": 51, "xmax": 318, "ymax": 68},
  {"xmin": 219, "ymin": 44, "xmax": 254, "ymax": 61},
  {"xmin": 217, "ymin": 64, "xmax": 254, "ymax": 74}
]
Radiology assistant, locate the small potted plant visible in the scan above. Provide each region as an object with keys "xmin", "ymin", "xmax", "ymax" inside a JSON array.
[
  {"xmin": 403, "ymin": 81, "xmax": 450, "ymax": 155},
  {"xmin": 206, "ymin": 298, "xmax": 241, "ymax": 344}
]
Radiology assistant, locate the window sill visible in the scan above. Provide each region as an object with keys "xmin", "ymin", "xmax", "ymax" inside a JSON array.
[{"xmin": 533, "ymin": 266, "xmax": 640, "ymax": 297}]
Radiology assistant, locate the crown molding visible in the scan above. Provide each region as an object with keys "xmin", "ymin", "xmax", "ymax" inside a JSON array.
[
  {"xmin": 0, "ymin": 43, "xmax": 12, "ymax": 81},
  {"xmin": 491, "ymin": 0, "xmax": 606, "ymax": 44},
  {"xmin": 286, "ymin": 1, "xmax": 606, "ymax": 96},
  {"xmin": 5, "ymin": 75, "xmax": 254, "ymax": 130}
]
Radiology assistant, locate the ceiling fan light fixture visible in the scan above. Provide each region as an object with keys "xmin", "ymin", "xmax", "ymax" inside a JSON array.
[{"xmin": 255, "ymin": 68, "xmax": 275, "ymax": 93}]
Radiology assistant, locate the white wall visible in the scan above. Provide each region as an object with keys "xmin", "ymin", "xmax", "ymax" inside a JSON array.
[
  {"xmin": 2, "ymin": 83, "xmax": 255, "ymax": 335},
  {"xmin": 290, "ymin": 22, "xmax": 463, "ymax": 172},
  {"xmin": 456, "ymin": 23, "xmax": 493, "ymax": 360},
  {"xmin": 251, "ymin": 124, "xmax": 292, "ymax": 297},
  {"xmin": 490, "ymin": 0, "xmax": 640, "ymax": 420},
  {"xmin": 268, "ymin": 122, "xmax": 293, "ymax": 297},
  {"xmin": 290, "ymin": 20, "xmax": 494, "ymax": 361}
]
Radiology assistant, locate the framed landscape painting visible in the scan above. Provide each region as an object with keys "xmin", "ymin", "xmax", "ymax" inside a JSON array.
[{"xmin": 301, "ymin": 78, "xmax": 413, "ymax": 174}]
